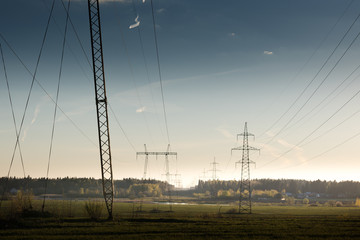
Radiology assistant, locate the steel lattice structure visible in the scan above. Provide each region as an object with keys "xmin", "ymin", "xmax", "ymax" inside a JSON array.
[
  {"xmin": 232, "ymin": 122, "xmax": 259, "ymax": 214},
  {"xmin": 137, "ymin": 144, "xmax": 177, "ymax": 211},
  {"xmin": 88, "ymin": 0, "xmax": 114, "ymax": 219},
  {"xmin": 136, "ymin": 144, "xmax": 177, "ymax": 182}
]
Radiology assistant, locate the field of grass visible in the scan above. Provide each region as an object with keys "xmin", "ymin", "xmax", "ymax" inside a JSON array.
[{"xmin": 1, "ymin": 200, "xmax": 360, "ymax": 239}]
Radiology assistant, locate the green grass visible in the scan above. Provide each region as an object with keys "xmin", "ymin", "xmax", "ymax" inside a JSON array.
[{"xmin": 1, "ymin": 200, "xmax": 360, "ymax": 239}]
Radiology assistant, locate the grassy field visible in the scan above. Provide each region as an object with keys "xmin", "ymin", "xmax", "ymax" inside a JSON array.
[{"xmin": 1, "ymin": 200, "xmax": 360, "ymax": 239}]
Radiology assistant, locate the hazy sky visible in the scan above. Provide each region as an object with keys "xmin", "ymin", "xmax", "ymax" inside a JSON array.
[{"xmin": 1, "ymin": 0, "xmax": 360, "ymax": 187}]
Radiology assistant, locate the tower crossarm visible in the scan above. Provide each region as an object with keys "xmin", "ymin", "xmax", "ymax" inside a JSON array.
[
  {"xmin": 231, "ymin": 146, "xmax": 260, "ymax": 153},
  {"xmin": 136, "ymin": 152, "xmax": 177, "ymax": 156},
  {"xmin": 237, "ymin": 133, "xmax": 255, "ymax": 141}
]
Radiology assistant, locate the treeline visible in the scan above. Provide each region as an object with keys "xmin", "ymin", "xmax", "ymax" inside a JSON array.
[
  {"xmin": 0, "ymin": 177, "xmax": 169, "ymax": 199},
  {"xmin": 2, "ymin": 177, "xmax": 360, "ymax": 199},
  {"xmin": 196, "ymin": 179, "xmax": 360, "ymax": 198}
]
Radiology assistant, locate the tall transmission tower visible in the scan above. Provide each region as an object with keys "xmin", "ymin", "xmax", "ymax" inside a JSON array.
[
  {"xmin": 209, "ymin": 157, "xmax": 219, "ymax": 180},
  {"xmin": 231, "ymin": 122, "xmax": 259, "ymax": 214},
  {"xmin": 87, "ymin": 0, "xmax": 114, "ymax": 219}
]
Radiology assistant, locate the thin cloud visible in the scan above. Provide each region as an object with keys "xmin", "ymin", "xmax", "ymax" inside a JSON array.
[
  {"xmin": 22, "ymin": 103, "xmax": 41, "ymax": 142},
  {"xmin": 136, "ymin": 106, "xmax": 146, "ymax": 113},
  {"xmin": 155, "ymin": 24, "xmax": 161, "ymax": 30},
  {"xmin": 260, "ymin": 143, "xmax": 281, "ymax": 158},
  {"xmin": 277, "ymin": 139, "xmax": 302, "ymax": 152},
  {"xmin": 157, "ymin": 8, "xmax": 166, "ymax": 13},
  {"xmin": 31, "ymin": 104, "xmax": 41, "ymax": 124},
  {"xmin": 228, "ymin": 32, "xmax": 236, "ymax": 37},
  {"xmin": 216, "ymin": 126, "xmax": 234, "ymax": 139},
  {"xmin": 129, "ymin": 15, "xmax": 140, "ymax": 29},
  {"xmin": 263, "ymin": 50, "xmax": 273, "ymax": 55},
  {"xmin": 56, "ymin": 106, "xmax": 92, "ymax": 123}
]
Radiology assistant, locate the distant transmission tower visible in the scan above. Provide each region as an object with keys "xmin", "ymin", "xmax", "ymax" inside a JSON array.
[
  {"xmin": 174, "ymin": 171, "xmax": 182, "ymax": 189},
  {"xmin": 209, "ymin": 157, "xmax": 219, "ymax": 180},
  {"xmin": 231, "ymin": 122, "xmax": 259, "ymax": 214},
  {"xmin": 136, "ymin": 144, "xmax": 177, "ymax": 211},
  {"xmin": 139, "ymin": 144, "xmax": 149, "ymax": 179},
  {"xmin": 199, "ymin": 168, "xmax": 207, "ymax": 181}
]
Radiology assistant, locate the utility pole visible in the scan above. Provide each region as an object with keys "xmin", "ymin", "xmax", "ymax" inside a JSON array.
[
  {"xmin": 137, "ymin": 144, "xmax": 177, "ymax": 182},
  {"xmin": 140, "ymin": 144, "xmax": 149, "ymax": 179},
  {"xmin": 87, "ymin": 0, "xmax": 114, "ymax": 219},
  {"xmin": 209, "ymin": 157, "xmax": 219, "ymax": 180},
  {"xmin": 231, "ymin": 122, "xmax": 259, "ymax": 214},
  {"xmin": 200, "ymin": 168, "xmax": 207, "ymax": 181},
  {"xmin": 174, "ymin": 171, "xmax": 182, "ymax": 189},
  {"xmin": 136, "ymin": 144, "xmax": 177, "ymax": 211}
]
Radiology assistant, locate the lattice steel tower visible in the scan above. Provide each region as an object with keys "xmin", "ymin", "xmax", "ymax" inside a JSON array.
[
  {"xmin": 209, "ymin": 157, "xmax": 219, "ymax": 180},
  {"xmin": 88, "ymin": 0, "xmax": 114, "ymax": 219},
  {"xmin": 232, "ymin": 122, "xmax": 259, "ymax": 214}
]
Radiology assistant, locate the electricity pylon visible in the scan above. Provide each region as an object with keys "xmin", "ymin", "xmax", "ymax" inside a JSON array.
[
  {"xmin": 199, "ymin": 168, "xmax": 207, "ymax": 181},
  {"xmin": 140, "ymin": 144, "xmax": 149, "ymax": 179},
  {"xmin": 136, "ymin": 144, "xmax": 177, "ymax": 182},
  {"xmin": 88, "ymin": 0, "xmax": 114, "ymax": 219},
  {"xmin": 231, "ymin": 122, "xmax": 259, "ymax": 214},
  {"xmin": 209, "ymin": 157, "xmax": 220, "ymax": 180},
  {"xmin": 136, "ymin": 144, "xmax": 177, "ymax": 211}
]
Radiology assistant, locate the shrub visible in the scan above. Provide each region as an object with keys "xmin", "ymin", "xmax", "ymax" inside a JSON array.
[
  {"xmin": 286, "ymin": 196, "xmax": 295, "ymax": 205},
  {"xmin": 336, "ymin": 201, "xmax": 343, "ymax": 207},
  {"xmin": 355, "ymin": 198, "xmax": 360, "ymax": 207},
  {"xmin": 302, "ymin": 198, "xmax": 309, "ymax": 205},
  {"xmin": 326, "ymin": 200, "xmax": 336, "ymax": 207},
  {"xmin": 5, "ymin": 190, "xmax": 33, "ymax": 221},
  {"xmin": 226, "ymin": 208, "xmax": 238, "ymax": 214},
  {"xmin": 84, "ymin": 200, "xmax": 103, "ymax": 221}
]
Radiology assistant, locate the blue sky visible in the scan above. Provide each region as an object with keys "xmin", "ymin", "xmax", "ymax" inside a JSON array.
[{"xmin": 1, "ymin": 0, "xmax": 360, "ymax": 187}]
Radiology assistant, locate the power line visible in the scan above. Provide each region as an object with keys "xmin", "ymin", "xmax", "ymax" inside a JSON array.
[
  {"xmin": 262, "ymin": 9, "xmax": 360, "ymax": 146},
  {"xmin": 131, "ymin": 0, "xmax": 166, "ymax": 143},
  {"xmin": 281, "ymin": 128, "xmax": 360, "ymax": 170},
  {"xmin": 150, "ymin": 0, "xmax": 171, "ymax": 145},
  {"xmin": 109, "ymin": 104, "xmax": 137, "ymax": 152},
  {"xmin": 48, "ymin": 0, "xmax": 137, "ymax": 153},
  {"xmin": 0, "ymin": 0, "xmax": 56, "ymax": 211},
  {"xmin": 256, "ymin": 0, "xmax": 355, "ymax": 138},
  {"xmin": 118, "ymin": 18, "xmax": 155, "ymax": 146},
  {"xmin": 43, "ymin": 0, "xmax": 93, "ymax": 85},
  {"xmin": 43, "ymin": 0, "xmax": 70, "ymax": 212},
  {"xmin": 283, "ymin": 60, "xmax": 360, "ymax": 133},
  {"xmin": 7, "ymin": 0, "xmax": 56, "ymax": 180},
  {"xmin": 59, "ymin": 0, "xmax": 92, "ymax": 69},
  {"xmin": 300, "ymin": 107, "xmax": 360, "ymax": 148},
  {"xmin": 0, "ymin": 44, "xmax": 26, "ymax": 178},
  {"xmin": 0, "ymin": 44, "xmax": 27, "ymax": 210},
  {"xmin": 0, "ymin": 33, "xmax": 98, "ymax": 147},
  {"xmin": 259, "ymin": 87, "xmax": 360, "ymax": 169}
]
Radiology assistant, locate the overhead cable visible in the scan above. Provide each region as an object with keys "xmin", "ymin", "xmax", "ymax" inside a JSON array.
[
  {"xmin": 0, "ymin": 33, "xmax": 98, "ymax": 147},
  {"xmin": 259, "ymin": 87, "xmax": 360, "ymax": 169},
  {"xmin": 42, "ymin": 0, "xmax": 71, "ymax": 212},
  {"xmin": 257, "ymin": 0, "xmax": 355, "ymax": 139},
  {"xmin": 150, "ymin": 0, "xmax": 171, "ymax": 144},
  {"xmin": 131, "ymin": 0, "xmax": 166, "ymax": 143},
  {"xmin": 262, "ymin": 9, "xmax": 360, "ymax": 146}
]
